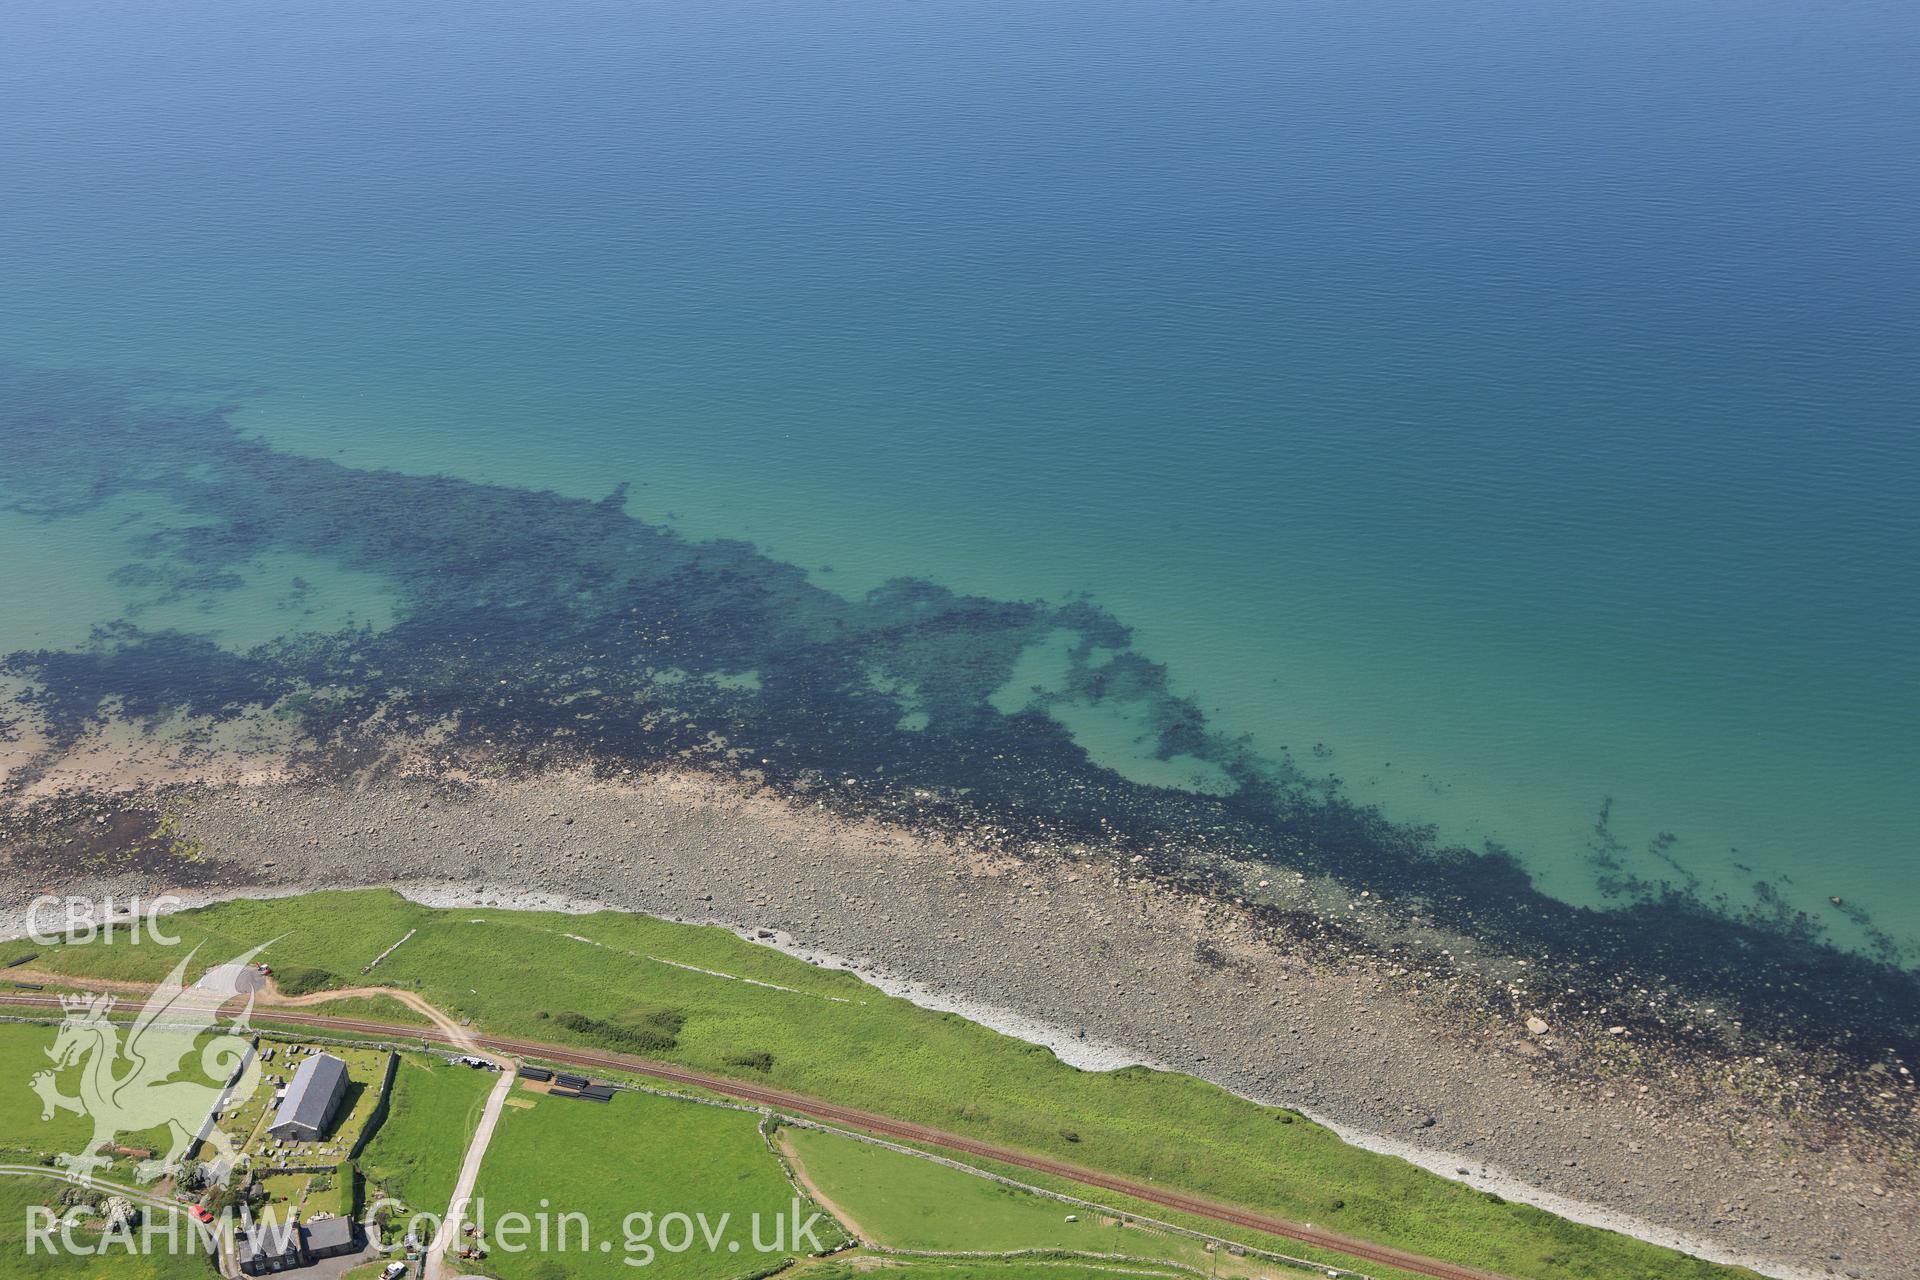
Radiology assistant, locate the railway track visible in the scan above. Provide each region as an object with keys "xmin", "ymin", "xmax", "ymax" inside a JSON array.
[{"xmin": 0, "ymin": 991, "xmax": 1511, "ymax": 1280}]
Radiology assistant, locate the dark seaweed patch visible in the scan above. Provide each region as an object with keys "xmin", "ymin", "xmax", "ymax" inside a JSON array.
[
  {"xmin": 10, "ymin": 624, "xmax": 298, "ymax": 743},
  {"xmin": 1, "ymin": 361, "xmax": 1915, "ymax": 1066}
]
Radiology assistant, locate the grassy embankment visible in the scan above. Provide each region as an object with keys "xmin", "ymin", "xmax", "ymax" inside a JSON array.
[
  {"xmin": 1, "ymin": 890, "xmax": 1764, "ymax": 1280},
  {"xmin": 285, "ymin": 993, "xmax": 433, "ymax": 1027}
]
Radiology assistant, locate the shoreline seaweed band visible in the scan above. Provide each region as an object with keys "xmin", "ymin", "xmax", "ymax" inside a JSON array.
[{"xmin": 1, "ymin": 362, "xmax": 1916, "ymax": 1073}]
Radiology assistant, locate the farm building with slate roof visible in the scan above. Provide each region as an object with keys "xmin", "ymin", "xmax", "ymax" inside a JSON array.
[
  {"xmin": 237, "ymin": 1219, "xmax": 305, "ymax": 1275},
  {"xmin": 267, "ymin": 1052, "xmax": 349, "ymax": 1142},
  {"xmin": 303, "ymin": 1214, "xmax": 361, "ymax": 1260}
]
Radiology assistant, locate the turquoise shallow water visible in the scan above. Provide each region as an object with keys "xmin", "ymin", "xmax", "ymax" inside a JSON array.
[{"xmin": 1, "ymin": 0, "xmax": 1916, "ymax": 963}]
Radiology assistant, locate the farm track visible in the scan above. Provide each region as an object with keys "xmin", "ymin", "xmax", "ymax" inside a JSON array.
[{"xmin": 0, "ymin": 990, "xmax": 1512, "ymax": 1280}]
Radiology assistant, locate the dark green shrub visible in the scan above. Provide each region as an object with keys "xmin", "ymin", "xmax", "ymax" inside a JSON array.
[
  {"xmin": 266, "ymin": 965, "xmax": 335, "ymax": 996},
  {"xmin": 725, "ymin": 1050, "xmax": 775, "ymax": 1072},
  {"xmin": 552, "ymin": 1007, "xmax": 683, "ymax": 1054}
]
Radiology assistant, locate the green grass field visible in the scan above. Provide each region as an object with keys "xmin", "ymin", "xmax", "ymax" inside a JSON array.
[
  {"xmin": 253, "ymin": 1171, "xmax": 308, "ymax": 1224},
  {"xmin": 357, "ymin": 1052, "xmax": 495, "ymax": 1216},
  {"xmin": 0, "ymin": 1176, "xmax": 214, "ymax": 1278},
  {"xmin": 244, "ymin": 1161, "xmax": 353, "ymax": 1224},
  {"xmin": 921, "ymin": 1144, "xmax": 1445, "ymax": 1280},
  {"xmin": 467, "ymin": 1089, "xmax": 837, "ymax": 1280},
  {"xmin": 1, "ymin": 891, "xmax": 1763, "ymax": 1280},
  {"xmin": 780, "ymin": 1127, "xmax": 1438, "ymax": 1280},
  {"xmin": 799, "ymin": 1262, "xmax": 1202, "ymax": 1280},
  {"xmin": 0, "ymin": 1022, "xmax": 222, "ymax": 1180},
  {"xmin": 784, "ymin": 1126, "xmax": 1183, "ymax": 1256},
  {"xmin": 0, "ymin": 1024, "xmax": 97, "ymax": 1159}
]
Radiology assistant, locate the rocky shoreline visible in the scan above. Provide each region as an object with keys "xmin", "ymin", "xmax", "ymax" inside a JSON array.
[{"xmin": 3, "ymin": 763, "xmax": 1913, "ymax": 1280}]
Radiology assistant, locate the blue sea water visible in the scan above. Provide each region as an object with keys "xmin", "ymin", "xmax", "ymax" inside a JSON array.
[{"xmin": 1, "ymin": 0, "xmax": 1916, "ymax": 957}]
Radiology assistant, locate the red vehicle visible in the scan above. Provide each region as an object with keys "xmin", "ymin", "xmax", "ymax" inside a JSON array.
[{"xmin": 189, "ymin": 1205, "xmax": 213, "ymax": 1224}]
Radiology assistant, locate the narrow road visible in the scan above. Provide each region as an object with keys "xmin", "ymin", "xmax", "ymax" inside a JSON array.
[
  {"xmin": 0, "ymin": 989, "xmax": 1512, "ymax": 1280},
  {"xmin": 262, "ymin": 982, "xmax": 481, "ymax": 1053},
  {"xmin": 426, "ymin": 1061, "xmax": 516, "ymax": 1280}
]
